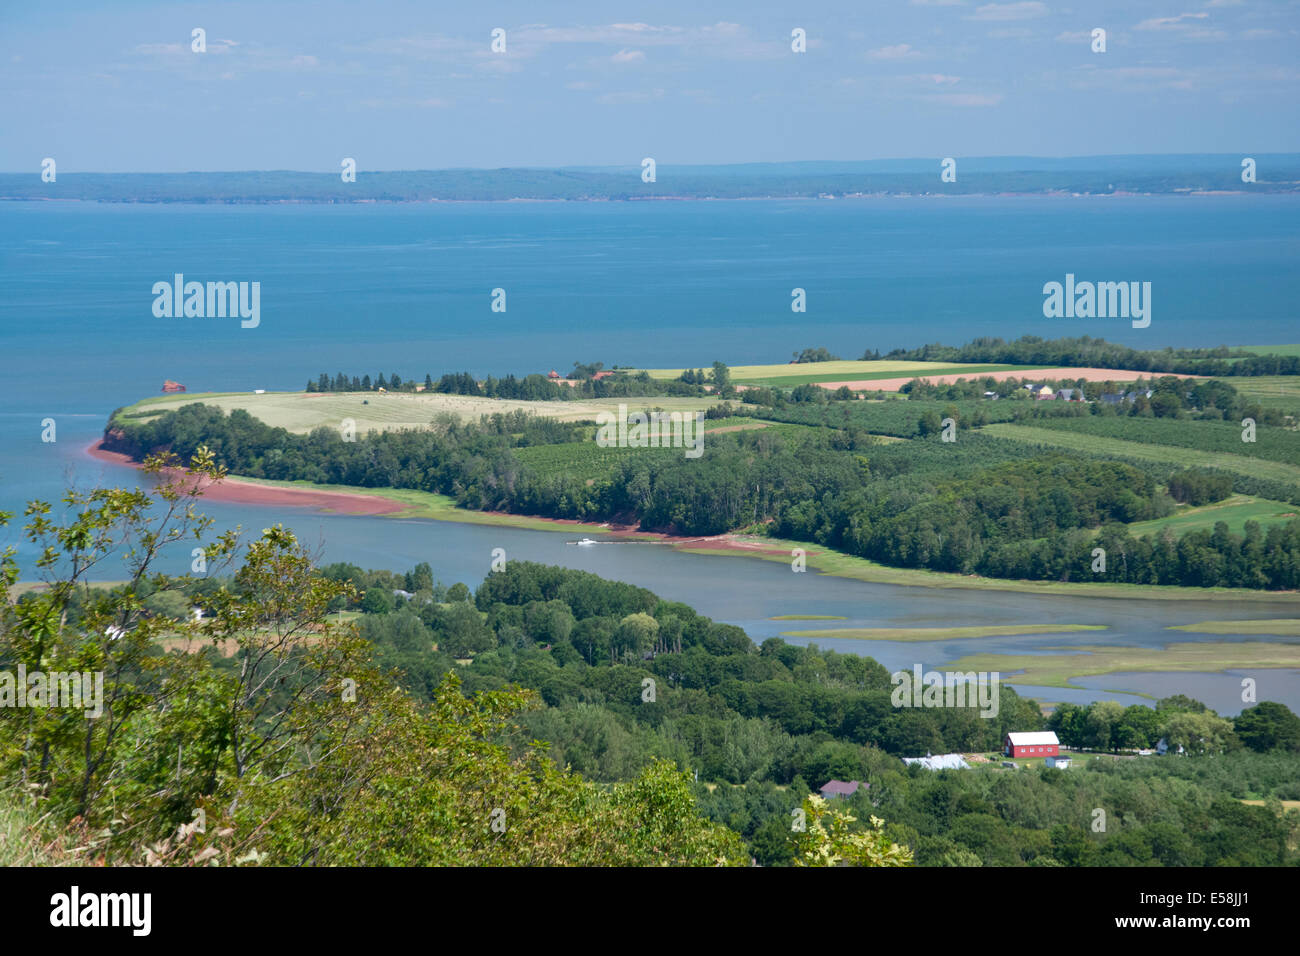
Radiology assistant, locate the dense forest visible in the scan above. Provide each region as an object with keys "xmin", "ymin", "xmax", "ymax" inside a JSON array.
[
  {"xmin": 305, "ymin": 365, "xmax": 705, "ymax": 400},
  {"xmin": 338, "ymin": 559, "xmax": 1300, "ymax": 867},
  {"xmin": 882, "ymin": 335, "xmax": 1300, "ymax": 377}
]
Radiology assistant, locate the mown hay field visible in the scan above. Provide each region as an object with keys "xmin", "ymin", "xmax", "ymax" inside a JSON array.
[
  {"xmin": 635, "ymin": 360, "xmax": 1038, "ymax": 387},
  {"xmin": 117, "ymin": 391, "xmax": 718, "ymax": 435}
]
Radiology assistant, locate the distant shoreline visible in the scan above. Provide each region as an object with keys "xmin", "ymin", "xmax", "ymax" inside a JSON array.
[{"xmin": 0, "ymin": 190, "xmax": 1265, "ymax": 206}]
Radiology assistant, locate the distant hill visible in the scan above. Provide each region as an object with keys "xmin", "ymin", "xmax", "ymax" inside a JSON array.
[{"xmin": 3, "ymin": 154, "xmax": 1298, "ymax": 203}]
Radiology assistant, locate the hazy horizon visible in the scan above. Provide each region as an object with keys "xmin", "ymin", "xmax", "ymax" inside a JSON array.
[{"xmin": 8, "ymin": 151, "xmax": 1300, "ymax": 177}]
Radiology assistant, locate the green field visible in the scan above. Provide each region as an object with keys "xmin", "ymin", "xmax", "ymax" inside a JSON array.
[
  {"xmin": 779, "ymin": 624, "xmax": 1107, "ymax": 642},
  {"xmin": 1168, "ymin": 619, "xmax": 1300, "ymax": 635},
  {"xmin": 672, "ymin": 533, "xmax": 1300, "ymax": 602},
  {"xmin": 114, "ymin": 391, "xmax": 718, "ymax": 435},
  {"xmin": 635, "ymin": 360, "xmax": 1042, "ymax": 387},
  {"xmin": 513, "ymin": 441, "xmax": 674, "ymax": 482},
  {"xmin": 982, "ymin": 422, "xmax": 1300, "ymax": 486},
  {"xmin": 1022, "ymin": 415, "xmax": 1300, "ymax": 466},
  {"xmin": 1126, "ymin": 495, "xmax": 1299, "ymax": 537},
  {"xmin": 513, "ymin": 420, "xmax": 817, "ymax": 482},
  {"xmin": 942, "ymin": 641, "xmax": 1300, "ymax": 689},
  {"xmin": 1222, "ymin": 375, "xmax": 1300, "ymax": 416},
  {"xmin": 1235, "ymin": 344, "xmax": 1300, "ymax": 359},
  {"xmin": 764, "ymin": 397, "xmax": 1027, "ymax": 438},
  {"xmin": 698, "ymin": 418, "xmax": 817, "ymax": 438}
]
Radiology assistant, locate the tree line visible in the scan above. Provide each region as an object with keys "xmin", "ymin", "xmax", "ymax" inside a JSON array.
[
  {"xmin": 307, "ymin": 367, "xmax": 706, "ymax": 401},
  {"xmin": 881, "ymin": 335, "xmax": 1300, "ymax": 377}
]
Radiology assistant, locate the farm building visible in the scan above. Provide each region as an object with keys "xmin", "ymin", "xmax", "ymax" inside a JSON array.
[
  {"xmin": 1056, "ymin": 388, "xmax": 1083, "ymax": 402},
  {"xmin": 819, "ymin": 779, "xmax": 865, "ymax": 800},
  {"xmin": 1045, "ymin": 755, "xmax": 1071, "ymax": 769},
  {"xmin": 1004, "ymin": 731, "xmax": 1060, "ymax": 758},
  {"xmin": 903, "ymin": 754, "xmax": 970, "ymax": 771},
  {"xmin": 1156, "ymin": 737, "xmax": 1185, "ymax": 756}
]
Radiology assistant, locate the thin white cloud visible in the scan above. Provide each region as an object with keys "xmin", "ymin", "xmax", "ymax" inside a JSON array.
[
  {"xmin": 133, "ymin": 42, "xmax": 185, "ymax": 55},
  {"xmin": 356, "ymin": 96, "xmax": 452, "ymax": 109},
  {"xmin": 930, "ymin": 92, "xmax": 1003, "ymax": 105},
  {"xmin": 358, "ymin": 34, "xmax": 479, "ymax": 57},
  {"xmin": 868, "ymin": 43, "xmax": 922, "ymax": 60},
  {"xmin": 1136, "ymin": 12, "xmax": 1209, "ymax": 30},
  {"xmin": 595, "ymin": 88, "xmax": 665, "ymax": 104},
  {"xmin": 133, "ymin": 37, "xmax": 239, "ymax": 56},
  {"xmin": 610, "ymin": 48, "xmax": 646, "ymax": 63},
  {"xmin": 512, "ymin": 22, "xmax": 784, "ymax": 60},
  {"xmin": 475, "ymin": 58, "xmax": 523, "ymax": 74},
  {"xmin": 1064, "ymin": 64, "xmax": 1197, "ymax": 91},
  {"xmin": 966, "ymin": 2, "xmax": 1047, "ymax": 21}
]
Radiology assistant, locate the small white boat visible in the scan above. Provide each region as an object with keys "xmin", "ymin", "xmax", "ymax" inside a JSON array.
[{"xmin": 575, "ymin": 538, "xmax": 598, "ymax": 546}]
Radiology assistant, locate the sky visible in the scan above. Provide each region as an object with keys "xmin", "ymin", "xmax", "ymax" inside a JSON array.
[{"xmin": 2, "ymin": 0, "xmax": 1297, "ymax": 172}]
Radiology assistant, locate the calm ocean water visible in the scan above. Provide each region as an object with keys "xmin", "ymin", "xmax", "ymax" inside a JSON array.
[{"xmin": 2, "ymin": 197, "xmax": 1297, "ymax": 711}]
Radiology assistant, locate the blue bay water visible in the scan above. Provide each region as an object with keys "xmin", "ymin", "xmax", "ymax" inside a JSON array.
[{"xmin": 1, "ymin": 197, "xmax": 1297, "ymax": 712}]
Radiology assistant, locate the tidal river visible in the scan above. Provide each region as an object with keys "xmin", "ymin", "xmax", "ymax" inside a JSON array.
[{"xmin": 6, "ymin": 429, "xmax": 1292, "ymax": 716}]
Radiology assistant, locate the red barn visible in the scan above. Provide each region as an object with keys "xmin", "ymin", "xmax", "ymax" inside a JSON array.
[{"xmin": 1005, "ymin": 731, "xmax": 1059, "ymax": 758}]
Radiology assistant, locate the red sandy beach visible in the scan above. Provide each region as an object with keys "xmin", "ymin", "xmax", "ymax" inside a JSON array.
[
  {"xmin": 85, "ymin": 441, "xmax": 406, "ymax": 516},
  {"xmin": 84, "ymin": 440, "xmax": 793, "ymax": 553}
]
